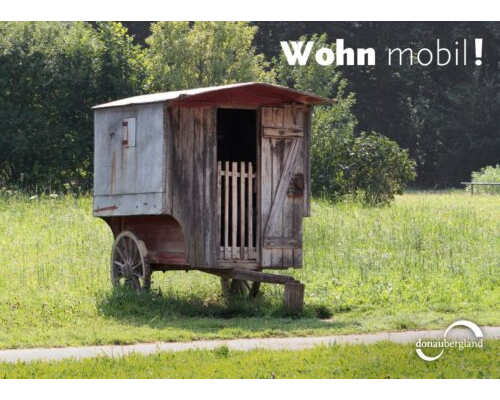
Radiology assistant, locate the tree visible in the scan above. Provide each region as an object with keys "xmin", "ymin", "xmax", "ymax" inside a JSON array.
[
  {"xmin": 145, "ymin": 21, "xmax": 274, "ymax": 91},
  {"xmin": 350, "ymin": 133, "xmax": 416, "ymax": 205},
  {"xmin": 0, "ymin": 22, "xmax": 145, "ymax": 190}
]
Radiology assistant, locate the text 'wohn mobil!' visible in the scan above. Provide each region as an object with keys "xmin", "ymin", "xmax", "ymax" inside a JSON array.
[{"xmin": 280, "ymin": 39, "xmax": 484, "ymax": 67}]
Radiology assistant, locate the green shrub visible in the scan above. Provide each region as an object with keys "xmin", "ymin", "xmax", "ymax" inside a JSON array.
[
  {"xmin": 311, "ymin": 115, "xmax": 416, "ymax": 205},
  {"xmin": 350, "ymin": 133, "xmax": 417, "ymax": 205},
  {"xmin": 469, "ymin": 165, "xmax": 500, "ymax": 194}
]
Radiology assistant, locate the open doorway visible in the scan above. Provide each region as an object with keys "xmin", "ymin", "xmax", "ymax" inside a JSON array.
[
  {"xmin": 216, "ymin": 109, "xmax": 257, "ymax": 261},
  {"xmin": 217, "ymin": 109, "xmax": 257, "ymax": 163}
]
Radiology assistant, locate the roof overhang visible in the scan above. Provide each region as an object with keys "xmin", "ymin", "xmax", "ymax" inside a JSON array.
[{"xmin": 93, "ymin": 82, "xmax": 332, "ymax": 110}]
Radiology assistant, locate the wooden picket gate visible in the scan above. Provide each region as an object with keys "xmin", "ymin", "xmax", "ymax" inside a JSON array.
[{"xmin": 217, "ymin": 161, "xmax": 256, "ymax": 261}]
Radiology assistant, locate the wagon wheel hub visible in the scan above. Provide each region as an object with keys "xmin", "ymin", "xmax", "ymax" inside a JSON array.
[{"xmin": 120, "ymin": 262, "xmax": 134, "ymax": 279}]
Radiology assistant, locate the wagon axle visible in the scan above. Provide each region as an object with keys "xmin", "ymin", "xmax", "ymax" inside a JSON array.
[
  {"xmin": 109, "ymin": 231, "xmax": 305, "ymax": 312},
  {"xmin": 213, "ymin": 269, "xmax": 305, "ymax": 313}
]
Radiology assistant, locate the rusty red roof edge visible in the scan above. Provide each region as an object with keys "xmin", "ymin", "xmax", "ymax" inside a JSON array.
[{"xmin": 92, "ymin": 82, "xmax": 332, "ymax": 109}]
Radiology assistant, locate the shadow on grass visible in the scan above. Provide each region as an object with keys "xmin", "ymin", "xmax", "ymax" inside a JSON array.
[{"xmin": 96, "ymin": 287, "xmax": 355, "ymax": 335}]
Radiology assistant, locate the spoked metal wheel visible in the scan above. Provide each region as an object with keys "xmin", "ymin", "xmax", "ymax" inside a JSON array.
[
  {"xmin": 220, "ymin": 278, "xmax": 260, "ymax": 298},
  {"xmin": 111, "ymin": 231, "xmax": 151, "ymax": 291}
]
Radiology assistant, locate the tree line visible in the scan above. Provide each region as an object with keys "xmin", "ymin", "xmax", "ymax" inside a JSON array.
[{"xmin": 3, "ymin": 22, "xmax": 495, "ymax": 201}]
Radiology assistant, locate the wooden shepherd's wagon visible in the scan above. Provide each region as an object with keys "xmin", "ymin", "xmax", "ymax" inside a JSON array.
[{"xmin": 93, "ymin": 82, "xmax": 330, "ymax": 311}]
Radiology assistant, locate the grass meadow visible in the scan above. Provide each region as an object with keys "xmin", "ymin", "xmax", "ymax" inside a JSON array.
[
  {"xmin": 1, "ymin": 341, "xmax": 498, "ymax": 378},
  {"xmin": 0, "ymin": 191, "xmax": 498, "ymax": 349}
]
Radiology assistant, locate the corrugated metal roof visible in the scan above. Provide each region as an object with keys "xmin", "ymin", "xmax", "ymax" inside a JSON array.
[{"xmin": 93, "ymin": 82, "xmax": 331, "ymax": 109}]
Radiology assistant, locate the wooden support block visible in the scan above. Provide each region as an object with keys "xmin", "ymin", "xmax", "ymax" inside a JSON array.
[{"xmin": 284, "ymin": 281, "xmax": 305, "ymax": 313}]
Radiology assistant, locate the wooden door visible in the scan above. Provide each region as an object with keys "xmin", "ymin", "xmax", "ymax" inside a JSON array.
[{"xmin": 260, "ymin": 106, "xmax": 305, "ymax": 268}]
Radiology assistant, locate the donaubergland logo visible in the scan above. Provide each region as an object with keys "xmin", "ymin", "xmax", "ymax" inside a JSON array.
[{"xmin": 416, "ymin": 320, "xmax": 484, "ymax": 361}]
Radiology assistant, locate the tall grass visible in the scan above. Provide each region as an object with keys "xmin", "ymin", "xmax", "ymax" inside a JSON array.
[
  {"xmin": 0, "ymin": 191, "xmax": 498, "ymax": 348},
  {"xmin": 296, "ymin": 192, "xmax": 499, "ymax": 319}
]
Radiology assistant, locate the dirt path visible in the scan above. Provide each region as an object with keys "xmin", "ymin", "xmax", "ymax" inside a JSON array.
[{"xmin": 1, "ymin": 326, "xmax": 499, "ymax": 363}]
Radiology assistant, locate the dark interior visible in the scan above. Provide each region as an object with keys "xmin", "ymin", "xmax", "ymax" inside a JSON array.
[
  {"xmin": 216, "ymin": 108, "xmax": 257, "ymax": 253},
  {"xmin": 216, "ymin": 109, "xmax": 257, "ymax": 163}
]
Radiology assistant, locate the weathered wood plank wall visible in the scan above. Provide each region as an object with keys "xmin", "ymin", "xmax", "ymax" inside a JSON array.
[
  {"xmin": 93, "ymin": 103, "xmax": 166, "ymax": 216},
  {"xmin": 166, "ymin": 105, "xmax": 217, "ymax": 268}
]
